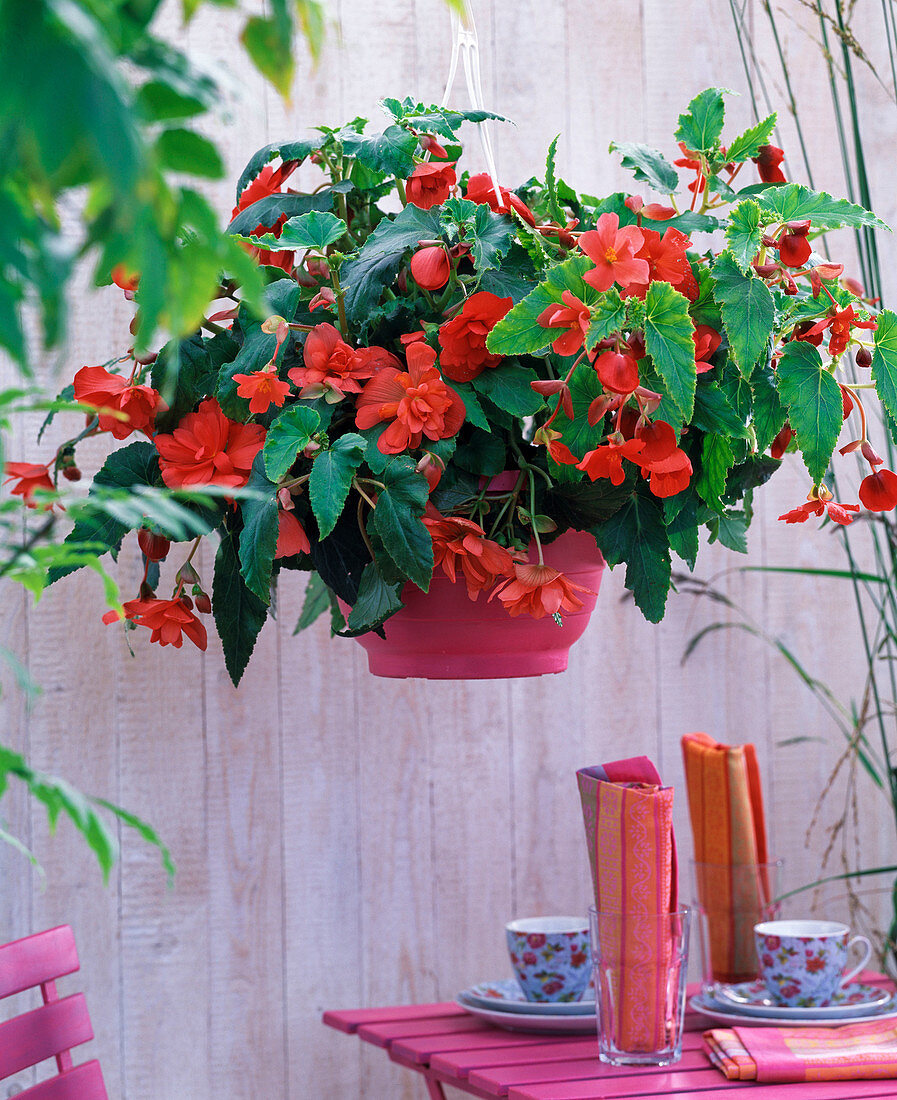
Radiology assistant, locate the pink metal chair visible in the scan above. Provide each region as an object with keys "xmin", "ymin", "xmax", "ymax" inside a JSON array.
[{"xmin": 0, "ymin": 925, "xmax": 108, "ymax": 1099}]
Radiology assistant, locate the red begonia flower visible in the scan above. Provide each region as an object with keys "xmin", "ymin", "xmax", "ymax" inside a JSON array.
[
  {"xmin": 438, "ymin": 291, "xmax": 512, "ymax": 382},
  {"xmin": 579, "ymin": 213, "xmax": 649, "ymax": 293},
  {"xmin": 410, "ymin": 246, "xmax": 451, "ymax": 290},
  {"xmin": 275, "ymin": 510, "xmax": 311, "ymax": 558},
  {"xmin": 73, "ymin": 365, "xmax": 165, "ymax": 439},
  {"xmin": 641, "ymin": 446, "xmax": 693, "ymax": 498},
  {"xmin": 422, "ymin": 511, "xmax": 514, "ymax": 599},
  {"xmin": 418, "ymin": 134, "xmax": 448, "ymax": 158},
  {"xmin": 778, "ymin": 232, "xmax": 812, "ymax": 268},
  {"xmin": 674, "ymin": 143, "xmax": 706, "ymax": 194},
  {"xmin": 405, "ymin": 162, "xmax": 457, "ymax": 209},
  {"xmin": 859, "ymin": 468, "xmax": 897, "ymax": 512},
  {"xmin": 771, "ymin": 424, "xmax": 795, "ymax": 459},
  {"xmin": 107, "ymin": 596, "xmax": 208, "ymax": 650},
  {"xmin": 232, "ymin": 367, "xmax": 292, "ymax": 415},
  {"xmin": 635, "ymin": 419, "xmax": 678, "ymax": 464},
  {"xmin": 624, "ymin": 226, "xmax": 697, "ymax": 300},
  {"xmin": 4, "ymin": 462, "xmax": 55, "ymax": 507},
  {"xmin": 490, "ymin": 562, "xmax": 593, "ymax": 619},
  {"xmin": 464, "ymin": 173, "xmax": 537, "ymax": 226},
  {"xmin": 753, "ymin": 145, "xmax": 786, "ymax": 184},
  {"xmin": 232, "ymin": 162, "xmax": 299, "ymax": 270},
  {"xmin": 355, "ymin": 342, "xmax": 465, "ymax": 454},
  {"xmin": 643, "ymin": 204, "xmax": 677, "ymax": 221},
  {"xmin": 592, "ymin": 348, "xmax": 640, "ymax": 394},
  {"xmin": 287, "ymin": 323, "xmax": 393, "ymax": 400},
  {"xmin": 693, "ymin": 325, "xmax": 722, "ymax": 373},
  {"xmin": 155, "ymin": 398, "xmax": 265, "ymax": 489},
  {"xmin": 803, "ymin": 305, "xmax": 877, "ymax": 358},
  {"xmin": 577, "ymin": 437, "xmax": 646, "ymax": 485},
  {"xmin": 779, "ymin": 484, "xmax": 858, "ymax": 525},
  {"xmin": 537, "ymin": 291, "xmax": 591, "ymax": 356},
  {"xmin": 137, "ymin": 528, "xmax": 170, "ymax": 562}
]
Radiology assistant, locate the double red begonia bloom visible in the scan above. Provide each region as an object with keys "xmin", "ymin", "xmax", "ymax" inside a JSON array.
[
  {"xmin": 779, "ymin": 484, "xmax": 859, "ymax": 525},
  {"xmin": 232, "ymin": 367, "xmax": 292, "ymax": 414},
  {"xmin": 636, "ymin": 419, "xmax": 693, "ymax": 497},
  {"xmin": 154, "ymin": 398, "xmax": 265, "ymax": 489},
  {"xmin": 355, "ymin": 342, "xmax": 465, "ymax": 454},
  {"xmin": 287, "ymin": 323, "xmax": 396, "ymax": 400},
  {"xmin": 73, "ymin": 365, "xmax": 165, "ymax": 439},
  {"xmin": 859, "ymin": 468, "xmax": 897, "ymax": 512},
  {"xmin": 410, "ymin": 246, "xmax": 451, "ymax": 290},
  {"xmin": 490, "ymin": 562, "xmax": 593, "ymax": 620},
  {"xmin": 405, "ymin": 162, "xmax": 457, "ymax": 209},
  {"xmin": 464, "ymin": 173, "xmax": 537, "ymax": 226},
  {"xmin": 423, "ymin": 511, "xmax": 515, "ymax": 599},
  {"xmin": 579, "ymin": 214, "xmax": 649, "ymax": 294},
  {"xmin": 537, "ymin": 291, "xmax": 591, "ymax": 356},
  {"xmin": 232, "ymin": 162, "xmax": 299, "ymax": 270},
  {"xmin": 105, "ymin": 596, "xmax": 208, "ymax": 650},
  {"xmin": 753, "ymin": 144, "xmax": 786, "ymax": 184},
  {"xmin": 438, "ymin": 291, "xmax": 513, "ymax": 382},
  {"xmin": 4, "ymin": 462, "xmax": 55, "ymax": 507},
  {"xmin": 693, "ymin": 325, "xmax": 722, "ymax": 373},
  {"xmin": 627, "ymin": 227, "xmax": 699, "ymax": 301},
  {"xmin": 803, "ymin": 305, "xmax": 877, "ymax": 358},
  {"xmin": 275, "ymin": 510, "xmax": 311, "ymax": 558}
]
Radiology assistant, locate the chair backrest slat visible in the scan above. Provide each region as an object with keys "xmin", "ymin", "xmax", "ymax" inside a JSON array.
[
  {"xmin": 0, "ymin": 928, "xmax": 78, "ymax": 999},
  {"xmin": 17, "ymin": 1061, "xmax": 108, "ymax": 1100},
  {"xmin": 0, "ymin": 996, "xmax": 93, "ymax": 1080}
]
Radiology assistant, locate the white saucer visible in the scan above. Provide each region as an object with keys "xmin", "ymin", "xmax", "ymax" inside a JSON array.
[
  {"xmin": 714, "ymin": 979, "xmax": 893, "ymax": 1020},
  {"xmin": 460, "ymin": 979, "xmax": 595, "ymax": 1017},
  {"xmin": 690, "ymin": 992, "xmax": 897, "ymax": 1029},
  {"xmin": 457, "ymin": 992, "xmax": 596, "ymax": 1033}
]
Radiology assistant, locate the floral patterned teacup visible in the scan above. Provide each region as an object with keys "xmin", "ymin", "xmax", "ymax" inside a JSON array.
[
  {"xmin": 505, "ymin": 916, "xmax": 591, "ymax": 1002},
  {"xmin": 754, "ymin": 919, "xmax": 872, "ymax": 1007}
]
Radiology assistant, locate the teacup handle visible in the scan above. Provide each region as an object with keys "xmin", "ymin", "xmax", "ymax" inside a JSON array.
[{"xmin": 839, "ymin": 934, "xmax": 873, "ymax": 987}]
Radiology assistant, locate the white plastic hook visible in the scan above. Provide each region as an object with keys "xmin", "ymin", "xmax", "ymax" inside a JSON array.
[{"xmin": 440, "ymin": 0, "xmax": 504, "ymax": 208}]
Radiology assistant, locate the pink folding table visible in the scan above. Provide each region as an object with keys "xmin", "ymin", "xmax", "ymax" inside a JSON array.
[{"xmin": 323, "ymin": 974, "xmax": 897, "ymax": 1099}]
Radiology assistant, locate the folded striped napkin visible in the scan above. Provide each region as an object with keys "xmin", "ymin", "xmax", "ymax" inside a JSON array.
[{"xmin": 704, "ymin": 1019, "xmax": 897, "ymax": 1082}]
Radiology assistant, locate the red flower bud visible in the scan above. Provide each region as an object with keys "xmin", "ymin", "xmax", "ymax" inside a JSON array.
[
  {"xmin": 843, "ymin": 276, "xmax": 866, "ymax": 297},
  {"xmin": 194, "ymin": 592, "xmax": 212, "ymax": 614},
  {"xmin": 753, "ymin": 262, "xmax": 780, "ymax": 278},
  {"xmin": 179, "ymin": 594, "xmax": 194, "ymax": 610},
  {"xmin": 410, "ymin": 246, "xmax": 451, "ymax": 291},
  {"xmin": 62, "ymin": 466, "xmax": 82, "ymax": 482},
  {"xmin": 139, "ymin": 581, "xmax": 155, "ymax": 600},
  {"xmin": 642, "ymin": 204, "xmax": 676, "ymax": 221},
  {"xmin": 856, "ymin": 347, "xmax": 873, "ymax": 368},
  {"xmin": 787, "ymin": 219, "xmax": 812, "ymax": 236},
  {"xmin": 862, "ymin": 440, "xmax": 884, "ymax": 467},
  {"xmin": 624, "ymin": 195, "xmax": 644, "ymax": 214},
  {"xmin": 137, "ymin": 528, "xmax": 171, "ymax": 561},
  {"xmin": 418, "ymin": 133, "xmax": 448, "ymax": 159},
  {"xmin": 778, "ymin": 232, "xmax": 812, "ymax": 268}
]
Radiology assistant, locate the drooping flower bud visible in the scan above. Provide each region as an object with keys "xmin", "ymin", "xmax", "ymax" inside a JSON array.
[
  {"xmin": 856, "ymin": 347, "xmax": 873, "ymax": 368},
  {"xmin": 137, "ymin": 527, "xmax": 171, "ymax": 561},
  {"xmin": 62, "ymin": 466, "xmax": 82, "ymax": 482},
  {"xmin": 194, "ymin": 591, "xmax": 212, "ymax": 615},
  {"xmin": 862, "ymin": 440, "xmax": 883, "ymax": 467},
  {"xmin": 410, "ymin": 246, "xmax": 451, "ymax": 291}
]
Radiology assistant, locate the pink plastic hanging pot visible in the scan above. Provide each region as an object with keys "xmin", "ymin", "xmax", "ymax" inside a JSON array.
[{"xmin": 350, "ymin": 528, "xmax": 605, "ymax": 680}]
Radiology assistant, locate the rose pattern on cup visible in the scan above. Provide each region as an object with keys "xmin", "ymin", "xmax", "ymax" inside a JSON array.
[
  {"xmin": 505, "ymin": 920, "xmax": 591, "ymax": 1002},
  {"xmin": 754, "ymin": 921, "xmax": 872, "ymax": 1008}
]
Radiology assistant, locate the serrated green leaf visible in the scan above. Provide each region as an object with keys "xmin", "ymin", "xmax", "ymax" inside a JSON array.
[
  {"xmin": 468, "ymin": 204, "xmax": 514, "ymax": 275},
  {"xmin": 369, "ymin": 457, "xmax": 432, "ymax": 590},
  {"xmin": 592, "ymin": 493, "xmax": 672, "ymax": 622},
  {"xmin": 712, "ymin": 252, "xmax": 775, "ymax": 378},
  {"xmin": 664, "ymin": 490, "xmax": 702, "ymax": 569},
  {"xmin": 725, "ymin": 200, "xmax": 762, "ymax": 271},
  {"xmin": 237, "ymin": 455, "xmax": 279, "ymax": 603},
  {"xmin": 227, "ymin": 186, "xmax": 352, "ymax": 235},
  {"xmin": 675, "ymin": 87, "xmax": 729, "ymax": 155},
  {"xmin": 213, "ymin": 528, "xmax": 269, "ymax": 687},
  {"xmin": 487, "ymin": 254, "xmax": 599, "ymax": 356},
  {"xmin": 264, "ymin": 405, "xmax": 322, "ymax": 481},
  {"xmin": 609, "ymin": 141, "xmax": 679, "ymax": 193},
  {"xmin": 871, "ymin": 310, "xmax": 897, "ymax": 426},
  {"xmin": 692, "ymin": 383, "xmax": 750, "ymax": 438},
  {"xmin": 696, "ymin": 433, "xmax": 735, "ymax": 509},
  {"xmin": 777, "ymin": 340, "xmax": 843, "ymax": 482},
  {"xmin": 644, "ymin": 281, "xmax": 696, "ymax": 420},
  {"xmin": 341, "ymin": 125, "xmax": 419, "ymax": 177},
  {"xmin": 712, "ymin": 510, "xmax": 749, "ymax": 553},
  {"xmin": 546, "ymin": 135, "xmax": 565, "ymax": 224},
  {"xmin": 309, "ymin": 433, "xmax": 366, "ymax": 539},
  {"xmin": 755, "ymin": 183, "xmax": 889, "ymax": 231},
  {"xmin": 472, "ymin": 363, "xmax": 543, "ymax": 417},
  {"xmin": 248, "ymin": 210, "xmax": 346, "ymax": 252},
  {"xmin": 346, "ymin": 561, "xmax": 404, "ymax": 632},
  {"xmin": 725, "ymin": 113, "xmax": 777, "ymax": 163},
  {"xmin": 751, "ymin": 359, "xmax": 788, "ymax": 452},
  {"xmin": 293, "ymin": 573, "xmax": 330, "ymax": 633},
  {"xmin": 556, "ymin": 361, "xmax": 604, "ymax": 459},
  {"xmin": 585, "ymin": 289, "xmax": 627, "ymax": 351},
  {"xmin": 450, "ymin": 381, "xmax": 491, "ymax": 432}
]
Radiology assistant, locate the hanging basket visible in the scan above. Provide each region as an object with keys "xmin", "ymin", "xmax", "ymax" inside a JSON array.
[{"xmin": 350, "ymin": 529, "xmax": 605, "ymax": 680}]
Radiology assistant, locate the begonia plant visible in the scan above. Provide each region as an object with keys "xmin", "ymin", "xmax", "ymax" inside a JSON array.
[{"xmin": 12, "ymin": 88, "xmax": 897, "ymax": 686}]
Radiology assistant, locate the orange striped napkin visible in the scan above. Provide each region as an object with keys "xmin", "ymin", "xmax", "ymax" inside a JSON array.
[
  {"xmin": 681, "ymin": 732, "xmax": 769, "ymax": 983},
  {"xmin": 577, "ymin": 757, "xmax": 676, "ymax": 1053},
  {"xmin": 704, "ymin": 1019, "xmax": 897, "ymax": 1082}
]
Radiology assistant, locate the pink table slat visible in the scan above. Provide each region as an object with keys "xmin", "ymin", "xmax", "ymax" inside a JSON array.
[
  {"xmin": 17, "ymin": 1061, "xmax": 108, "ymax": 1100},
  {"xmin": 0, "ymin": 996, "xmax": 93, "ymax": 1079},
  {"xmin": 324, "ymin": 976, "xmax": 897, "ymax": 1100}
]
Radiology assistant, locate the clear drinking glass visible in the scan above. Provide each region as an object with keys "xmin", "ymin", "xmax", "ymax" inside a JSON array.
[
  {"xmin": 589, "ymin": 906, "xmax": 691, "ymax": 1067},
  {"xmin": 690, "ymin": 860, "xmax": 783, "ymax": 997}
]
